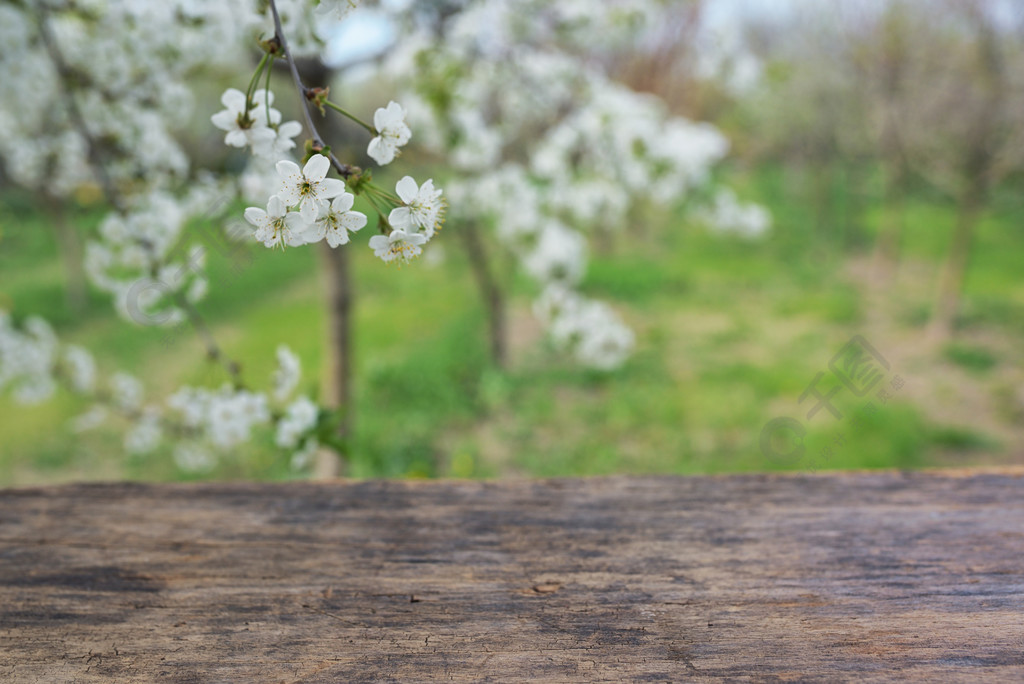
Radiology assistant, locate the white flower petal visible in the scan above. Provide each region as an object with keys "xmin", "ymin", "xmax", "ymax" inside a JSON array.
[
  {"xmin": 326, "ymin": 227, "xmax": 350, "ymax": 248},
  {"xmin": 244, "ymin": 207, "xmax": 268, "ymax": 226},
  {"xmin": 388, "ymin": 206, "xmax": 412, "ymax": 229},
  {"xmin": 284, "ymin": 215, "xmax": 310, "ymax": 246},
  {"xmin": 303, "ymin": 154, "xmax": 331, "ymax": 182},
  {"xmin": 299, "ymin": 198, "xmax": 319, "ymax": 224},
  {"xmin": 276, "ymin": 160, "xmax": 301, "ymax": 178},
  {"xmin": 221, "ymin": 88, "xmax": 247, "ymax": 111},
  {"xmin": 342, "ymin": 212, "xmax": 367, "ymax": 232},
  {"xmin": 395, "ymin": 176, "xmax": 418, "ymax": 203},
  {"xmin": 332, "ymin": 193, "xmax": 355, "ymax": 213},
  {"xmin": 278, "ymin": 120, "xmax": 303, "ymax": 138},
  {"xmin": 252, "ymin": 89, "xmax": 274, "ymax": 107},
  {"xmin": 319, "ymin": 178, "xmax": 346, "ymax": 199},
  {"xmin": 224, "ymin": 130, "xmax": 248, "ymax": 147},
  {"xmin": 267, "ymin": 195, "xmax": 287, "ymax": 218},
  {"xmin": 367, "ymin": 137, "xmax": 394, "ymax": 165},
  {"xmin": 211, "ymin": 110, "xmax": 238, "ymax": 131}
]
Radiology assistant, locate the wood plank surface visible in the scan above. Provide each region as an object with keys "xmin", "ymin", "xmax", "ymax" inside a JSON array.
[{"xmin": 1, "ymin": 469, "xmax": 1023, "ymax": 682}]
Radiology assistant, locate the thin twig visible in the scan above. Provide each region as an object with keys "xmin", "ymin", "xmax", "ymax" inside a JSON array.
[
  {"xmin": 174, "ymin": 293, "xmax": 245, "ymax": 389},
  {"xmin": 267, "ymin": 0, "xmax": 359, "ymax": 180},
  {"xmin": 51, "ymin": 363, "xmax": 197, "ymax": 440}
]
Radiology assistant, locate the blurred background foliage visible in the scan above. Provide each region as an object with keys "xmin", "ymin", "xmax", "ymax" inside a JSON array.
[{"xmin": 1, "ymin": 0, "xmax": 1022, "ymax": 485}]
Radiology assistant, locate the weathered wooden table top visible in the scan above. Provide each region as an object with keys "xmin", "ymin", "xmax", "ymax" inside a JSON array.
[{"xmin": 1, "ymin": 469, "xmax": 1023, "ymax": 682}]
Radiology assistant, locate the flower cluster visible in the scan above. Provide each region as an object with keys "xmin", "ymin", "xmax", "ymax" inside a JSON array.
[
  {"xmin": 243, "ymin": 154, "xmax": 367, "ymax": 248},
  {"xmin": 0, "ymin": 1, "xmax": 319, "ymax": 328},
  {"xmin": 698, "ymin": 188, "xmax": 772, "ymax": 238},
  {"xmin": 224, "ymin": 85, "xmax": 438, "ymax": 262},
  {"xmin": 377, "ymin": 0, "xmax": 770, "ymax": 369},
  {"xmin": 240, "ymin": 154, "xmax": 444, "ymax": 265},
  {"xmin": 367, "ymin": 101, "xmax": 412, "ymax": 166},
  {"xmin": 160, "ymin": 346, "xmax": 322, "ymax": 472},
  {"xmin": 0, "ymin": 313, "xmax": 60, "ymax": 405},
  {"xmin": 0, "ymin": 1, "xmax": 261, "ymax": 198},
  {"xmin": 366, "ymin": 176, "xmax": 446, "ymax": 265},
  {"xmin": 85, "ymin": 185, "xmax": 222, "ymax": 325},
  {"xmin": 211, "ymin": 88, "xmax": 303, "ymax": 160},
  {"xmin": 534, "ymin": 286, "xmax": 635, "ymax": 371},
  {"xmin": 0, "ymin": 308, "xmax": 327, "ymax": 473},
  {"xmin": 0, "ymin": 0, "xmax": 452, "ymax": 474}
]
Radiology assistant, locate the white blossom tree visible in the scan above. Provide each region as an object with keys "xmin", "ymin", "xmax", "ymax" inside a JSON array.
[
  {"xmin": 0, "ymin": 0, "xmax": 444, "ymax": 475},
  {"xmin": 371, "ymin": 0, "xmax": 769, "ymax": 369},
  {"xmin": 0, "ymin": 0, "xmax": 770, "ymax": 477}
]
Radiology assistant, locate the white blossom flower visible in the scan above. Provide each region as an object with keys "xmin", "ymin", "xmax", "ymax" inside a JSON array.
[
  {"xmin": 210, "ymin": 88, "xmax": 249, "ymax": 146},
  {"xmin": 290, "ymin": 438, "xmax": 320, "ymax": 471},
  {"xmin": 167, "ymin": 386, "xmax": 207, "ymax": 428},
  {"xmin": 701, "ymin": 189, "xmax": 771, "ymax": 238},
  {"xmin": 387, "ymin": 176, "xmax": 445, "ymax": 238},
  {"xmin": 186, "ymin": 276, "xmax": 208, "ymax": 304},
  {"xmin": 12, "ymin": 376, "xmax": 55, "ymax": 405},
  {"xmin": 303, "ymin": 192, "xmax": 366, "ymax": 248},
  {"xmin": 252, "ymin": 120, "xmax": 303, "ymax": 159},
  {"xmin": 273, "ymin": 345, "xmax": 301, "ymax": 402},
  {"xmin": 276, "ymin": 395, "xmax": 319, "ymax": 449},
  {"xmin": 174, "ymin": 443, "xmax": 216, "ymax": 473},
  {"xmin": 535, "ymin": 287, "xmax": 634, "ymax": 371},
  {"xmin": 63, "ymin": 345, "xmax": 96, "ymax": 393},
  {"xmin": 367, "ymin": 101, "xmax": 411, "ymax": 165},
  {"xmin": 205, "ymin": 387, "xmax": 270, "ymax": 450},
  {"xmin": 522, "ymin": 221, "xmax": 587, "ymax": 285},
  {"xmin": 210, "ymin": 88, "xmax": 277, "ymax": 151},
  {"xmin": 111, "ymin": 372, "xmax": 143, "ymax": 411},
  {"xmin": 125, "ymin": 409, "xmax": 162, "ymax": 454},
  {"xmin": 244, "ymin": 195, "xmax": 309, "ymax": 248},
  {"xmin": 167, "ymin": 385, "xmax": 270, "ymax": 450},
  {"xmin": 368, "ymin": 229, "xmax": 428, "ymax": 265},
  {"xmin": 573, "ymin": 306, "xmax": 635, "ymax": 371},
  {"xmin": 250, "ymin": 89, "xmax": 283, "ymax": 126},
  {"xmin": 0, "ymin": 313, "xmax": 57, "ymax": 405},
  {"xmin": 275, "ymin": 154, "xmax": 346, "ymax": 223},
  {"xmin": 72, "ymin": 406, "xmax": 108, "ymax": 433}
]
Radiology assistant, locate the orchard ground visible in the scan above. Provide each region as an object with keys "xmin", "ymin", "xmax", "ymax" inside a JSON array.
[{"xmin": 2, "ymin": 164, "xmax": 1023, "ymax": 485}]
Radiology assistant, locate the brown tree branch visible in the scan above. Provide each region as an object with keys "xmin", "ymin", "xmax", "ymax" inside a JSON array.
[{"xmin": 267, "ymin": 0, "xmax": 360, "ymax": 181}]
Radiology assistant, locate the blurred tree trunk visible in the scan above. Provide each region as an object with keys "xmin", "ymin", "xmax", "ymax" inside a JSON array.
[
  {"xmin": 924, "ymin": 8, "xmax": 1004, "ymax": 342},
  {"xmin": 297, "ymin": 57, "xmax": 349, "ymax": 477},
  {"xmin": 928, "ymin": 178, "xmax": 983, "ymax": 341},
  {"xmin": 810, "ymin": 159, "xmax": 832, "ymax": 238},
  {"xmin": 459, "ymin": 221, "xmax": 506, "ymax": 368},
  {"xmin": 870, "ymin": 158, "xmax": 907, "ymax": 282},
  {"xmin": 841, "ymin": 159, "xmax": 869, "ymax": 249},
  {"xmin": 868, "ymin": 10, "xmax": 911, "ymax": 285},
  {"xmin": 319, "ymin": 242, "xmax": 352, "ymax": 476},
  {"xmin": 46, "ymin": 200, "xmax": 88, "ymax": 315}
]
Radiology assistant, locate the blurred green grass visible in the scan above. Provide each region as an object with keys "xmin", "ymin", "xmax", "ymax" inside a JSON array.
[{"xmin": 1, "ymin": 163, "xmax": 1022, "ymax": 485}]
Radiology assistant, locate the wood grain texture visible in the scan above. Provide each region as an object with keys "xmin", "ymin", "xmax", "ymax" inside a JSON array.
[{"xmin": 1, "ymin": 470, "xmax": 1023, "ymax": 682}]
